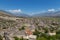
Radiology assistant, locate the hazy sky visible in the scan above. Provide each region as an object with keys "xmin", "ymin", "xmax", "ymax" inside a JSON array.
[{"xmin": 0, "ymin": 0, "xmax": 60, "ymax": 14}]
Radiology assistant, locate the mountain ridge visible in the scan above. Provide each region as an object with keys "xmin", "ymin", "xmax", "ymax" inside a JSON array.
[
  {"xmin": 0, "ymin": 10, "xmax": 60, "ymax": 17},
  {"xmin": 32, "ymin": 11, "xmax": 60, "ymax": 17}
]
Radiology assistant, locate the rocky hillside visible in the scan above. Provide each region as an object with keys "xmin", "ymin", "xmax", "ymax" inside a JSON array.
[{"xmin": 0, "ymin": 10, "xmax": 14, "ymax": 17}]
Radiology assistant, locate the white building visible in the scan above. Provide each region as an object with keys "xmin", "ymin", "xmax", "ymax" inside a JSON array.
[{"xmin": 48, "ymin": 32, "xmax": 56, "ymax": 36}]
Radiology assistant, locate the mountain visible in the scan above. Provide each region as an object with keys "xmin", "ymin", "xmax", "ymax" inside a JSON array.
[
  {"xmin": 1, "ymin": 10, "xmax": 60, "ymax": 18},
  {"xmin": 0, "ymin": 10, "xmax": 30, "ymax": 17},
  {"xmin": 32, "ymin": 11, "xmax": 60, "ymax": 17},
  {"xmin": 11, "ymin": 13, "xmax": 30, "ymax": 17},
  {"xmin": 0, "ymin": 10, "xmax": 15, "ymax": 17}
]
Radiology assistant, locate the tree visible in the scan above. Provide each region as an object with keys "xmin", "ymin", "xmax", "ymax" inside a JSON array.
[
  {"xmin": 0, "ymin": 35, "xmax": 3, "ymax": 40},
  {"xmin": 14, "ymin": 37, "xmax": 20, "ymax": 40},
  {"xmin": 37, "ymin": 37, "xmax": 47, "ymax": 40},
  {"xmin": 33, "ymin": 29, "xmax": 40, "ymax": 37}
]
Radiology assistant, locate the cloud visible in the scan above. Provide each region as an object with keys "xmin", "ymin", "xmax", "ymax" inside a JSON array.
[
  {"xmin": 7, "ymin": 9, "xmax": 22, "ymax": 13},
  {"xmin": 58, "ymin": 8, "xmax": 60, "ymax": 10},
  {"xmin": 48, "ymin": 9, "xmax": 55, "ymax": 12}
]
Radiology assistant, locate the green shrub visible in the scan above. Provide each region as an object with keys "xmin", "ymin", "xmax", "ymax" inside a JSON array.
[{"xmin": 14, "ymin": 36, "xmax": 20, "ymax": 40}]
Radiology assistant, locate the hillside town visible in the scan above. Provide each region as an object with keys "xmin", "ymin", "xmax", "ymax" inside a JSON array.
[{"xmin": 0, "ymin": 16, "xmax": 60, "ymax": 40}]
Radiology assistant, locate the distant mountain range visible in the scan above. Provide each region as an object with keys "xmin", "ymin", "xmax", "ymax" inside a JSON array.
[
  {"xmin": 32, "ymin": 11, "xmax": 60, "ymax": 17},
  {"xmin": 0, "ymin": 10, "xmax": 30, "ymax": 17},
  {"xmin": 0, "ymin": 10, "xmax": 60, "ymax": 17}
]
